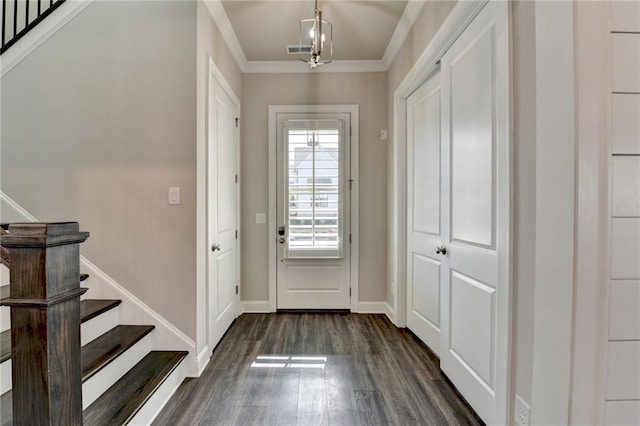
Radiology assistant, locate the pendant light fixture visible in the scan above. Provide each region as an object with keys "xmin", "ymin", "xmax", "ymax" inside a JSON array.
[{"xmin": 299, "ymin": 0, "xmax": 332, "ymax": 69}]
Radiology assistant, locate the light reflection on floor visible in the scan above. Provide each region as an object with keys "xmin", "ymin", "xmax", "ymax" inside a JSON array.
[{"xmin": 251, "ymin": 355, "xmax": 328, "ymax": 369}]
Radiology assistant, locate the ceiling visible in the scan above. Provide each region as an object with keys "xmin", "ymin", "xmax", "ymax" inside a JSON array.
[{"xmin": 208, "ymin": 0, "xmax": 425, "ymax": 73}]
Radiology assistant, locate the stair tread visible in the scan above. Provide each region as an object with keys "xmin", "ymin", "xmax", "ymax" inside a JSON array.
[
  {"xmin": 81, "ymin": 325, "xmax": 155, "ymax": 382},
  {"xmin": 80, "ymin": 299, "xmax": 122, "ymax": 323},
  {"xmin": 83, "ymin": 351, "xmax": 188, "ymax": 426},
  {"xmin": 0, "ymin": 298, "xmax": 121, "ymax": 364}
]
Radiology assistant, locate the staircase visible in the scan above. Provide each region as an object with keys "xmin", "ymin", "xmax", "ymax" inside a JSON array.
[{"xmin": 0, "ymin": 223, "xmax": 188, "ymax": 425}]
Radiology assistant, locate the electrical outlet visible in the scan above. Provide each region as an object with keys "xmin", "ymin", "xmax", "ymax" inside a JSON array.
[{"xmin": 515, "ymin": 395, "xmax": 530, "ymax": 426}]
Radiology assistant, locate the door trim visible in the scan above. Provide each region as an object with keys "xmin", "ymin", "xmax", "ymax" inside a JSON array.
[
  {"xmin": 391, "ymin": 1, "xmax": 512, "ymax": 424},
  {"xmin": 196, "ymin": 55, "xmax": 241, "ymax": 372},
  {"xmin": 268, "ymin": 105, "xmax": 359, "ymax": 312}
]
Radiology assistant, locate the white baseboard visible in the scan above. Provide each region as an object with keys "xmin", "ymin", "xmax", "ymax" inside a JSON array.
[
  {"xmin": 241, "ymin": 300, "xmax": 271, "ymax": 313},
  {"xmin": 357, "ymin": 301, "xmax": 387, "ymax": 314},
  {"xmin": 196, "ymin": 345, "xmax": 211, "ymax": 376},
  {"xmin": 0, "ymin": 191, "xmax": 197, "ymax": 376},
  {"xmin": 384, "ymin": 302, "xmax": 398, "ymax": 326}
]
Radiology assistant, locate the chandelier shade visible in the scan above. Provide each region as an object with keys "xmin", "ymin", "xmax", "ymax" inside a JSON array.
[{"xmin": 299, "ymin": 0, "xmax": 333, "ymax": 68}]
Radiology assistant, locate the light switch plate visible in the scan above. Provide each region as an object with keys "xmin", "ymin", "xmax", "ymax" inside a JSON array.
[
  {"xmin": 168, "ymin": 187, "xmax": 180, "ymax": 205},
  {"xmin": 256, "ymin": 213, "xmax": 267, "ymax": 224}
]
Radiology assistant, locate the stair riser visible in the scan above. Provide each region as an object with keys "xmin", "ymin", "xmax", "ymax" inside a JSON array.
[
  {"xmin": 82, "ymin": 333, "xmax": 154, "ymax": 409},
  {"xmin": 0, "ymin": 307, "xmax": 8, "ymax": 333},
  {"xmin": 81, "ymin": 306, "xmax": 120, "ymax": 346},
  {"xmin": 0, "ymin": 359, "xmax": 10, "ymax": 394},
  {"xmin": 128, "ymin": 357, "xmax": 187, "ymax": 425},
  {"xmin": 0, "ymin": 264, "xmax": 8, "ymax": 285}
]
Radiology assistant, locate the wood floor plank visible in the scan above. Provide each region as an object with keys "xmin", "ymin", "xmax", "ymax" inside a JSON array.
[
  {"xmin": 354, "ymin": 390, "xmax": 390, "ymax": 425},
  {"xmin": 326, "ymin": 355, "xmax": 360, "ymax": 426},
  {"xmin": 155, "ymin": 313, "xmax": 484, "ymax": 426},
  {"xmin": 297, "ymin": 368, "xmax": 329, "ymax": 426}
]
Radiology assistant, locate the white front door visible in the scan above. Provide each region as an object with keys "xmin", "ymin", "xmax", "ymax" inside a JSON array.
[
  {"xmin": 276, "ymin": 114, "xmax": 351, "ymax": 309},
  {"xmin": 406, "ymin": 68, "xmax": 443, "ymax": 355},
  {"xmin": 207, "ymin": 63, "xmax": 239, "ymax": 348},
  {"xmin": 438, "ymin": 2, "xmax": 511, "ymax": 424}
]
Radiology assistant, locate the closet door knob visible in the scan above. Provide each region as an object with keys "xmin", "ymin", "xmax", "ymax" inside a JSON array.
[{"xmin": 435, "ymin": 246, "xmax": 447, "ymax": 255}]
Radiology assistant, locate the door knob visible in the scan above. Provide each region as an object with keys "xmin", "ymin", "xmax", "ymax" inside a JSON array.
[
  {"xmin": 211, "ymin": 244, "xmax": 221, "ymax": 252},
  {"xmin": 279, "ymin": 237, "xmax": 286, "ymax": 244},
  {"xmin": 435, "ymin": 246, "xmax": 447, "ymax": 255}
]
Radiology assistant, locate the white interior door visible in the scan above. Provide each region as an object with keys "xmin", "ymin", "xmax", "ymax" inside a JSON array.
[
  {"xmin": 438, "ymin": 2, "xmax": 511, "ymax": 424},
  {"xmin": 276, "ymin": 114, "xmax": 351, "ymax": 309},
  {"xmin": 207, "ymin": 64, "xmax": 239, "ymax": 348},
  {"xmin": 406, "ymin": 68, "xmax": 443, "ymax": 355}
]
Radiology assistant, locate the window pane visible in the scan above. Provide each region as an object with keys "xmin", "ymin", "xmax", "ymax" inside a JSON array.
[{"xmin": 286, "ymin": 128, "xmax": 341, "ymax": 256}]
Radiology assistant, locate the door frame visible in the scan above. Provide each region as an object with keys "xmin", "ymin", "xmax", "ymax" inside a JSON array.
[
  {"xmin": 268, "ymin": 105, "xmax": 359, "ymax": 312},
  {"xmin": 390, "ymin": 0, "xmax": 512, "ymax": 424},
  {"xmin": 196, "ymin": 56, "xmax": 241, "ymax": 372}
]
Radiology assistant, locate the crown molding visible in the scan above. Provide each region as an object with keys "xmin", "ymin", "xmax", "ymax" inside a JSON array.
[
  {"xmin": 380, "ymin": 0, "xmax": 425, "ymax": 69},
  {"xmin": 204, "ymin": 0, "xmax": 248, "ymax": 71},
  {"xmin": 204, "ymin": 0, "xmax": 426, "ymax": 74}
]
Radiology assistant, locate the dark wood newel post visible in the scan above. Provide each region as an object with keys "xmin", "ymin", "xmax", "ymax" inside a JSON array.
[{"xmin": 1, "ymin": 222, "xmax": 89, "ymax": 426}]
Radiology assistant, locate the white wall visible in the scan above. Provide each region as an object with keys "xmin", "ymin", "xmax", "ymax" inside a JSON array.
[
  {"xmin": 240, "ymin": 72, "xmax": 387, "ymax": 303},
  {"xmin": 1, "ymin": 1, "xmax": 199, "ymax": 338}
]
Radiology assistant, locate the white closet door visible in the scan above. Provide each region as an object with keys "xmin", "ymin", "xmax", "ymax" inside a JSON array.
[
  {"xmin": 406, "ymin": 69, "xmax": 443, "ymax": 355},
  {"xmin": 438, "ymin": 1, "xmax": 511, "ymax": 424}
]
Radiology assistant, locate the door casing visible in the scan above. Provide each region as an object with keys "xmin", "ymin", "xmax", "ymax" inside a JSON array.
[{"xmin": 268, "ymin": 105, "xmax": 359, "ymax": 312}]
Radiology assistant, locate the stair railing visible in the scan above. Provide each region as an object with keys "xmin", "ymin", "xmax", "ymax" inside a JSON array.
[
  {"xmin": 1, "ymin": 0, "xmax": 66, "ymax": 54},
  {"xmin": 1, "ymin": 222, "xmax": 89, "ymax": 425}
]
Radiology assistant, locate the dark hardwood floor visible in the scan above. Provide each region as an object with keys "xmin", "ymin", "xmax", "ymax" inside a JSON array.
[{"xmin": 154, "ymin": 313, "xmax": 483, "ymax": 426}]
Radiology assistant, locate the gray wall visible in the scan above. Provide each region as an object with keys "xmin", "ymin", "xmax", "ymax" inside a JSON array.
[
  {"xmin": 1, "ymin": 1, "xmax": 198, "ymax": 338},
  {"xmin": 240, "ymin": 72, "xmax": 388, "ymax": 302}
]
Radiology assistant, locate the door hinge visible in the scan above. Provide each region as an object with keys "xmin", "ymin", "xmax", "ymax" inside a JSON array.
[
  {"xmin": 350, "ymin": 126, "xmax": 352, "ymax": 136},
  {"xmin": 349, "ymin": 179, "xmax": 353, "ymax": 190},
  {"xmin": 235, "ymin": 285, "xmax": 239, "ymax": 295},
  {"xmin": 235, "ymin": 117, "xmax": 240, "ymax": 128},
  {"xmin": 235, "ymin": 230, "xmax": 238, "ymax": 239},
  {"xmin": 349, "ymin": 288, "xmax": 352, "ymax": 297},
  {"xmin": 235, "ymin": 174, "xmax": 238, "ymax": 183},
  {"xmin": 349, "ymin": 234, "xmax": 352, "ymax": 244}
]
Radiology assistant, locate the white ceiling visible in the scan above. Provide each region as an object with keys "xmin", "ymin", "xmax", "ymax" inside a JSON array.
[{"xmin": 206, "ymin": 0, "xmax": 426, "ymax": 73}]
